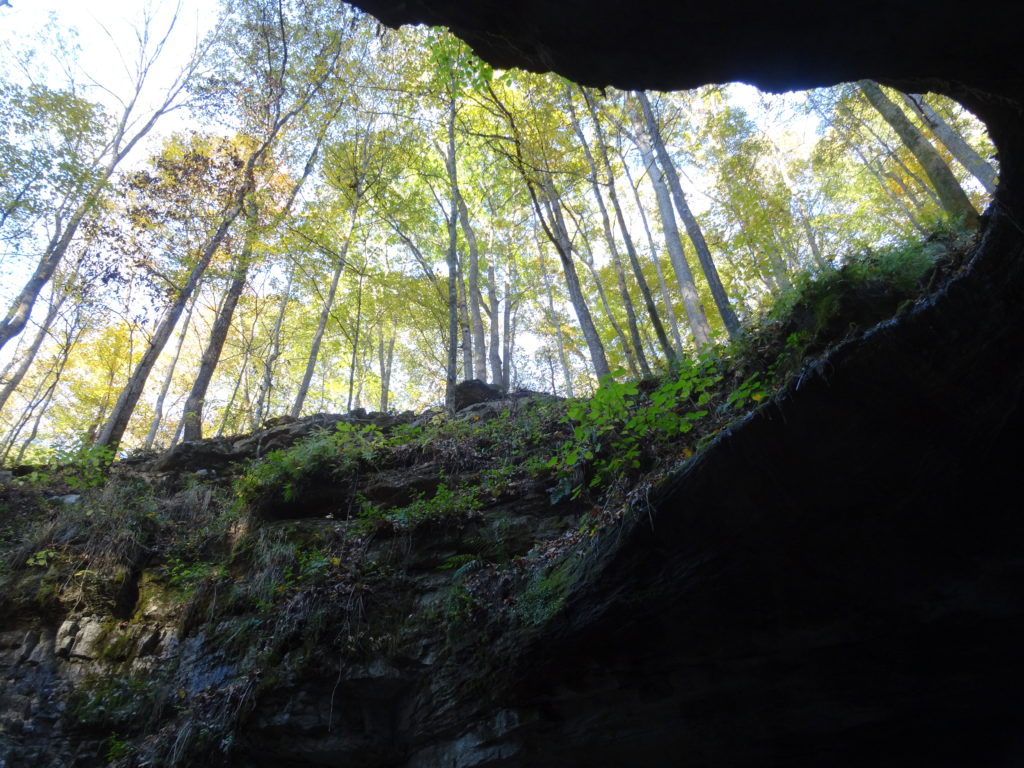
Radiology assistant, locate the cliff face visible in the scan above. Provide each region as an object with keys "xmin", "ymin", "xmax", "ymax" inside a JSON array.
[{"xmin": 2, "ymin": 3, "xmax": 1024, "ymax": 766}]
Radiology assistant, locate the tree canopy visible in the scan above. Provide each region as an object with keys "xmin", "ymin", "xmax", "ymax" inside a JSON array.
[{"xmin": 0, "ymin": 0, "xmax": 995, "ymax": 458}]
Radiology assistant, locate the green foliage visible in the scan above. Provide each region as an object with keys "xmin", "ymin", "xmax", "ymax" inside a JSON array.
[
  {"xmin": 25, "ymin": 548, "xmax": 62, "ymax": 567},
  {"xmin": 768, "ymin": 229, "xmax": 960, "ymax": 335},
  {"xmin": 165, "ymin": 556, "xmax": 227, "ymax": 598},
  {"xmin": 19, "ymin": 442, "xmax": 114, "ymax": 491},
  {"xmin": 358, "ymin": 478, "xmax": 483, "ymax": 533},
  {"xmin": 0, "ymin": 77, "xmax": 109, "ymax": 236},
  {"xmin": 425, "ymin": 27, "xmax": 494, "ymax": 95},
  {"xmin": 106, "ymin": 733, "xmax": 132, "ymax": 761},
  {"xmin": 548, "ymin": 362, "xmax": 721, "ymax": 497},
  {"xmin": 234, "ymin": 422, "xmax": 381, "ymax": 509},
  {"xmin": 438, "ymin": 553, "xmax": 479, "ymax": 571},
  {"xmin": 62, "ymin": 444, "xmax": 115, "ymax": 490},
  {"xmin": 516, "ymin": 559, "xmax": 578, "ymax": 626},
  {"xmin": 224, "ymin": 524, "xmax": 341, "ymax": 615},
  {"xmin": 726, "ymin": 372, "xmax": 770, "ymax": 410},
  {"xmin": 69, "ymin": 673, "xmax": 157, "ymax": 731}
]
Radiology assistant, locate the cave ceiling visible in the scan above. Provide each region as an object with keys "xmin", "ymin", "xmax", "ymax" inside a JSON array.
[{"xmin": 347, "ymin": 0, "xmax": 1022, "ymax": 100}]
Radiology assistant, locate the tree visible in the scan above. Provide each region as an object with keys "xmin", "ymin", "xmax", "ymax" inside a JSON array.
[
  {"xmin": 290, "ymin": 125, "xmax": 384, "ymax": 417},
  {"xmin": 97, "ymin": 0, "xmax": 355, "ymax": 451},
  {"xmin": 858, "ymin": 80, "xmax": 978, "ymax": 228},
  {"xmin": 566, "ymin": 88, "xmax": 649, "ymax": 374},
  {"xmin": 0, "ymin": 13, "xmax": 1001, "ymax": 457},
  {"xmin": 484, "ymin": 77, "xmax": 611, "ymax": 380},
  {"xmin": 580, "ymin": 87, "xmax": 676, "ymax": 362},
  {"xmin": 626, "ymin": 96, "xmax": 713, "ymax": 348},
  {"xmin": 0, "ymin": 10, "xmax": 205, "ymax": 353},
  {"xmin": 636, "ymin": 90, "xmax": 741, "ymax": 339},
  {"xmin": 899, "ymin": 92, "xmax": 997, "ymax": 195},
  {"xmin": 181, "ymin": 125, "xmax": 329, "ymax": 441}
]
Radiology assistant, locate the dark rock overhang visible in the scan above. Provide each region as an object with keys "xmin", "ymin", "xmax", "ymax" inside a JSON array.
[
  {"xmin": 347, "ymin": 0, "xmax": 1021, "ymax": 96},
  {"xmin": 350, "ymin": 3, "xmax": 1021, "ymax": 119}
]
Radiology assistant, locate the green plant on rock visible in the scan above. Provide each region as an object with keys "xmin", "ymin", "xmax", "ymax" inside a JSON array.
[
  {"xmin": 361, "ymin": 477, "xmax": 484, "ymax": 532},
  {"xmin": 234, "ymin": 422, "xmax": 382, "ymax": 510},
  {"xmin": 19, "ymin": 441, "xmax": 115, "ymax": 491},
  {"xmin": 767, "ymin": 229, "xmax": 960, "ymax": 337},
  {"xmin": 726, "ymin": 372, "xmax": 770, "ymax": 410},
  {"xmin": 548, "ymin": 362, "xmax": 721, "ymax": 498},
  {"xmin": 69, "ymin": 673, "xmax": 158, "ymax": 731},
  {"xmin": 165, "ymin": 556, "xmax": 227, "ymax": 598},
  {"xmin": 515, "ymin": 558, "xmax": 579, "ymax": 626},
  {"xmin": 106, "ymin": 732, "xmax": 132, "ymax": 761},
  {"xmin": 438, "ymin": 553, "xmax": 480, "ymax": 571},
  {"xmin": 25, "ymin": 548, "xmax": 63, "ymax": 567}
]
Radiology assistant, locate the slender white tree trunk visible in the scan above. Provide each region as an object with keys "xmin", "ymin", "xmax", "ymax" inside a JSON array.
[
  {"xmin": 901, "ymin": 92, "xmax": 998, "ymax": 194},
  {"xmin": 859, "ymin": 80, "xmax": 978, "ymax": 227},
  {"xmin": 637, "ymin": 90, "xmax": 740, "ymax": 339}
]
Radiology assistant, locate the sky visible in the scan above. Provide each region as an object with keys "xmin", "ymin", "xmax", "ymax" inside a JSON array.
[
  {"xmin": 0, "ymin": 0, "xmax": 218, "ymax": 369},
  {"xmin": 0, "ymin": 0, "xmax": 216, "ymax": 139}
]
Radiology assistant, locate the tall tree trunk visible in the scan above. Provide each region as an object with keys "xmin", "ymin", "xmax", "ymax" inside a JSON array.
[
  {"xmin": 457, "ymin": 269, "xmax": 472, "ymax": 380},
  {"xmin": 378, "ymin": 328, "xmax": 395, "ymax": 412},
  {"xmin": 0, "ymin": 209, "xmax": 90, "ymax": 353},
  {"xmin": 621, "ymin": 155, "xmax": 684, "ymax": 355},
  {"xmin": 346, "ymin": 272, "xmax": 364, "ymax": 413},
  {"xmin": 822, "ymin": 107, "xmax": 930, "ymax": 234},
  {"xmin": 252, "ymin": 269, "xmax": 294, "ymax": 430},
  {"xmin": 143, "ymin": 295, "xmax": 196, "ymax": 450},
  {"xmin": 456, "ymin": 193, "xmax": 488, "ymax": 380},
  {"xmin": 632, "ymin": 118, "xmax": 712, "ymax": 349},
  {"xmin": 858, "ymin": 80, "xmax": 979, "ymax": 227},
  {"xmin": 486, "ymin": 83, "xmax": 609, "ymax": 380},
  {"xmin": 839, "ymin": 97, "xmax": 944, "ymax": 210},
  {"xmin": 753, "ymin": 195, "xmax": 799, "ymax": 280},
  {"xmin": 216, "ymin": 342, "xmax": 250, "ymax": 438},
  {"xmin": 0, "ymin": 289, "xmax": 66, "ymax": 414},
  {"xmin": 444, "ymin": 95, "xmax": 461, "ymax": 408},
  {"xmin": 567, "ymin": 90, "xmax": 650, "ymax": 375},
  {"xmin": 768, "ymin": 150, "xmax": 829, "ymax": 271},
  {"xmin": 581, "ymin": 87, "xmax": 676, "ymax": 363},
  {"xmin": 796, "ymin": 199, "xmax": 827, "ymax": 269},
  {"xmin": 189, "ymin": 130, "xmax": 327, "ymax": 436},
  {"xmin": 539, "ymin": 243, "xmax": 575, "ymax": 398},
  {"xmin": 501, "ymin": 280, "xmax": 514, "ymax": 390},
  {"xmin": 901, "ymin": 92, "xmax": 998, "ymax": 194},
  {"xmin": 95, "ymin": 196, "xmax": 245, "ymax": 451},
  {"xmin": 577, "ymin": 232, "xmax": 638, "ymax": 377},
  {"xmin": 540, "ymin": 179, "xmax": 611, "ymax": 379},
  {"xmin": 486, "ymin": 263, "xmax": 503, "ymax": 387},
  {"xmin": 636, "ymin": 90, "xmax": 741, "ymax": 339},
  {"xmin": 290, "ymin": 202, "xmax": 358, "ymax": 418},
  {"xmin": 93, "ymin": 45, "xmax": 327, "ymax": 453},
  {"xmin": 13, "ymin": 352, "xmax": 72, "ymax": 464},
  {"xmin": 2, "ymin": 318, "xmax": 80, "ymax": 461},
  {"xmin": 180, "ymin": 248, "xmax": 251, "ymax": 442}
]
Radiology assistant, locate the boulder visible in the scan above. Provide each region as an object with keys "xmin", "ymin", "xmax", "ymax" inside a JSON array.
[{"xmin": 451, "ymin": 379, "xmax": 504, "ymax": 412}]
